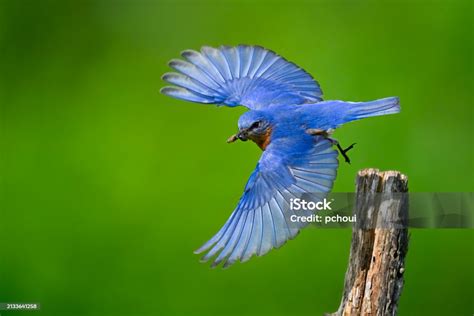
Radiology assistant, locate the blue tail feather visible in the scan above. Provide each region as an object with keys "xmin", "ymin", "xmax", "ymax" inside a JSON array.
[{"xmin": 345, "ymin": 97, "xmax": 400, "ymax": 121}]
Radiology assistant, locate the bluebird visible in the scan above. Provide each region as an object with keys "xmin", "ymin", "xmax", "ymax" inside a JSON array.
[{"xmin": 161, "ymin": 45, "xmax": 400, "ymax": 268}]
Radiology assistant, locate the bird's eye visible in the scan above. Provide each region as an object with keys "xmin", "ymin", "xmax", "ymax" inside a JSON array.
[{"xmin": 250, "ymin": 121, "xmax": 262, "ymax": 130}]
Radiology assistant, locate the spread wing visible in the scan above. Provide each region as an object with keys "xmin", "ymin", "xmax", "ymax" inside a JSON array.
[
  {"xmin": 195, "ymin": 136, "xmax": 338, "ymax": 268},
  {"xmin": 161, "ymin": 45, "xmax": 323, "ymax": 109}
]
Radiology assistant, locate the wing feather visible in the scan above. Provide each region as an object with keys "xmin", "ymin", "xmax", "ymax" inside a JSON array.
[
  {"xmin": 258, "ymin": 202, "xmax": 276, "ymax": 256},
  {"xmin": 212, "ymin": 210, "xmax": 249, "ymax": 268},
  {"xmin": 160, "ymin": 86, "xmax": 214, "ymax": 103},
  {"xmin": 196, "ymin": 137, "xmax": 338, "ymax": 267},
  {"xmin": 225, "ymin": 209, "xmax": 255, "ymax": 267},
  {"xmin": 241, "ymin": 206, "xmax": 262, "ymax": 262},
  {"xmin": 162, "ymin": 45, "xmax": 323, "ymax": 109}
]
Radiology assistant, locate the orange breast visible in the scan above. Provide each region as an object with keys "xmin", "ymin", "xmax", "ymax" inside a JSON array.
[{"xmin": 253, "ymin": 127, "xmax": 272, "ymax": 151}]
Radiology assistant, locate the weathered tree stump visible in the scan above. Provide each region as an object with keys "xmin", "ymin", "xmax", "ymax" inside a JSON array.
[{"xmin": 328, "ymin": 168, "xmax": 409, "ymax": 316}]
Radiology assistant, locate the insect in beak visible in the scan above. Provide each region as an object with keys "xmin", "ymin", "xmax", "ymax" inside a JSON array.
[
  {"xmin": 227, "ymin": 134, "xmax": 238, "ymax": 143},
  {"xmin": 227, "ymin": 130, "xmax": 248, "ymax": 143}
]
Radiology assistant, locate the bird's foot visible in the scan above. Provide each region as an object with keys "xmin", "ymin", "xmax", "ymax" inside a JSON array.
[
  {"xmin": 335, "ymin": 142, "xmax": 356, "ymax": 164},
  {"xmin": 306, "ymin": 128, "xmax": 355, "ymax": 164},
  {"xmin": 328, "ymin": 138, "xmax": 356, "ymax": 164}
]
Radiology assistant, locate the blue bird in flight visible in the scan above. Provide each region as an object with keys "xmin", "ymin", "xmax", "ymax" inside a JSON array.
[{"xmin": 161, "ymin": 45, "xmax": 400, "ymax": 268}]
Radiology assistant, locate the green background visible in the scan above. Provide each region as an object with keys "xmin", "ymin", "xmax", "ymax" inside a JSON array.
[{"xmin": 1, "ymin": 0, "xmax": 473, "ymax": 315}]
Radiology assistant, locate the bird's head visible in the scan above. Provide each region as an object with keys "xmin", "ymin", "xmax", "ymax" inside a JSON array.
[{"xmin": 227, "ymin": 111, "xmax": 273, "ymax": 150}]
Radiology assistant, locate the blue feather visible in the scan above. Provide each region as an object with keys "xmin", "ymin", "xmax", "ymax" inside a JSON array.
[
  {"xmin": 162, "ymin": 45, "xmax": 401, "ymax": 267},
  {"xmin": 162, "ymin": 45, "xmax": 322, "ymax": 109},
  {"xmin": 195, "ymin": 137, "xmax": 338, "ymax": 267}
]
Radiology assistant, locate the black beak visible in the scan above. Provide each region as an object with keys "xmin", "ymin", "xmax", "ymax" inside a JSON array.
[
  {"xmin": 227, "ymin": 129, "xmax": 249, "ymax": 143},
  {"xmin": 237, "ymin": 131, "xmax": 248, "ymax": 141}
]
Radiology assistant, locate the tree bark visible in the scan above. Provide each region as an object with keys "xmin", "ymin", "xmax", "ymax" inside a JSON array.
[{"xmin": 328, "ymin": 168, "xmax": 409, "ymax": 316}]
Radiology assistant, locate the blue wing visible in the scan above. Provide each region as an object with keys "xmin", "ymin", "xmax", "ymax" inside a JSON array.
[
  {"xmin": 161, "ymin": 45, "xmax": 323, "ymax": 109},
  {"xmin": 195, "ymin": 136, "xmax": 338, "ymax": 268}
]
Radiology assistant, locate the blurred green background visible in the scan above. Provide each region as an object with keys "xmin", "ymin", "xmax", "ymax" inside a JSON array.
[{"xmin": 1, "ymin": 0, "xmax": 473, "ymax": 315}]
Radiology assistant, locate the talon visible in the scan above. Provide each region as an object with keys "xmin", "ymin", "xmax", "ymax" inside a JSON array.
[
  {"xmin": 336, "ymin": 143, "xmax": 356, "ymax": 164},
  {"xmin": 307, "ymin": 128, "xmax": 356, "ymax": 164}
]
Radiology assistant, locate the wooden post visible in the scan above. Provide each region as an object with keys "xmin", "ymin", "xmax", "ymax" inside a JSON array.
[{"xmin": 328, "ymin": 169, "xmax": 409, "ymax": 316}]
